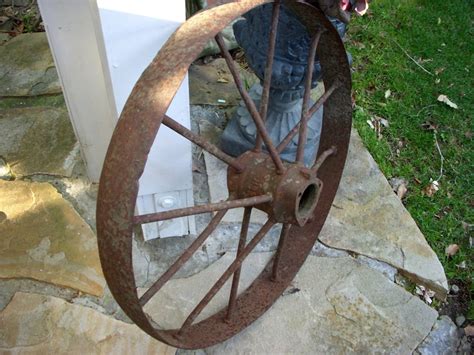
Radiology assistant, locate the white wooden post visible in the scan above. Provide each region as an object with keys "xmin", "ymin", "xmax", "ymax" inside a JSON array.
[{"xmin": 38, "ymin": 0, "xmax": 195, "ymax": 240}]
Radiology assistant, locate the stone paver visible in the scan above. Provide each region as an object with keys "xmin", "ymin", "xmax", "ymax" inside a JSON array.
[
  {"xmin": 146, "ymin": 253, "xmax": 438, "ymax": 354},
  {"xmin": 0, "ymin": 180, "xmax": 105, "ymax": 296},
  {"xmin": 319, "ymin": 130, "xmax": 448, "ymax": 298},
  {"xmin": 0, "ymin": 292, "xmax": 175, "ymax": 354},
  {"xmin": 0, "ymin": 33, "xmax": 61, "ymax": 96},
  {"xmin": 0, "ymin": 107, "xmax": 79, "ymax": 177}
]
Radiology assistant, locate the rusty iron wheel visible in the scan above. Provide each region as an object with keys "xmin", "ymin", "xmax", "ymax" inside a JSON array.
[{"xmin": 97, "ymin": 0, "xmax": 352, "ymax": 349}]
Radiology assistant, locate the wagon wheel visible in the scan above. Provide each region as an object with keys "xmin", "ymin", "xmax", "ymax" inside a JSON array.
[{"xmin": 97, "ymin": 0, "xmax": 352, "ymax": 349}]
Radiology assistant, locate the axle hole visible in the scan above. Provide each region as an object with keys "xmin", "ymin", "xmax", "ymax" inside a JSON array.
[{"xmin": 298, "ymin": 184, "xmax": 318, "ymax": 216}]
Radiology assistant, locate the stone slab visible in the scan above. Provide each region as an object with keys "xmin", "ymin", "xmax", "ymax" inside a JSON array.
[
  {"xmin": 0, "ymin": 33, "xmax": 61, "ymax": 96},
  {"xmin": 0, "ymin": 107, "xmax": 79, "ymax": 177},
  {"xmin": 0, "ymin": 180, "xmax": 105, "ymax": 296},
  {"xmin": 189, "ymin": 58, "xmax": 258, "ymax": 106},
  {"xmin": 0, "ymin": 292, "xmax": 175, "ymax": 354},
  {"xmin": 319, "ymin": 130, "xmax": 448, "ymax": 298},
  {"xmin": 144, "ymin": 254, "xmax": 437, "ymax": 354}
]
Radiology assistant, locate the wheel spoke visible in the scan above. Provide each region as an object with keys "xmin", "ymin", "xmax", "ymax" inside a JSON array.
[
  {"xmin": 226, "ymin": 207, "xmax": 252, "ymax": 321},
  {"xmin": 296, "ymin": 30, "xmax": 323, "ymax": 163},
  {"xmin": 255, "ymin": 0, "xmax": 281, "ymax": 152},
  {"xmin": 133, "ymin": 195, "xmax": 272, "ymax": 225},
  {"xmin": 162, "ymin": 115, "xmax": 243, "ymax": 172},
  {"xmin": 139, "ymin": 210, "xmax": 227, "ymax": 307},
  {"xmin": 179, "ymin": 219, "xmax": 275, "ymax": 332},
  {"xmin": 272, "ymin": 223, "xmax": 291, "ymax": 281},
  {"xmin": 215, "ymin": 33, "xmax": 285, "ymax": 174},
  {"xmin": 276, "ymin": 81, "xmax": 340, "ymax": 154},
  {"xmin": 312, "ymin": 146, "xmax": 337, "ymax": 172}
]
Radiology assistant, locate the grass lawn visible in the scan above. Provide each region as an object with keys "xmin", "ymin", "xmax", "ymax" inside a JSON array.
[{"xmin": 345, "ymin": 0, "xmax": 473, "ymax": 316}]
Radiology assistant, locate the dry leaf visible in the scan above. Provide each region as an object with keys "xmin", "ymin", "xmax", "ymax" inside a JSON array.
[
  {"xmin": 421, "ymin": 121, "xmax": 438, "ymax": 131},
  {"xmin": 435, "ymin": 78, "xmax": 441, "ymax": 84},
  {"xmin": 216, "ymin": 77, "xmax": 229, "ymax": 83},
  {"xmin": 397, "ymin": 183, "xmax": 408, "ymax": 200},
  {"xmin": 464, "ymin": 325, "xmax": 474, "ymax": 337},
  {"xmin": 385, "ymin": 90, "xmax": 391, "ymax": 99},
  {"xmin": 437, "ymin": 94, "xmax": 458, "ymax": 109},
  {"xmin": 192, "ymin": 163, "xmax": 203, "ymax": 173},
  {"xmin": 445, "ymin": 244, "xmax": 460, "ymax": 257},
  {"xmin": 435, "ymin": 67, "xmax": 445, "ymax": 75},
  {"xmin": 423, "ymin": 180, "xmax": 439, "ymax": 197},
  {"xmin": 456, "ymin": 261, "xmax": 467, "ymax": 269},
  {"xmin": 415, "ymin": 285, "xmax": 435, "ymax": 304}
]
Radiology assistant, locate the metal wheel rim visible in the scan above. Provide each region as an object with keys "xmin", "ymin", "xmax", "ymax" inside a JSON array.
[{"xmin": 96, "ymin": 0, "xmax": 352, "ymax": 349}]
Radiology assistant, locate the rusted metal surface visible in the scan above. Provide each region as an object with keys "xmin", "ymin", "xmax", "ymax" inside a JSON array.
[
  {"xmin": 227, "ymin": 151, "xmax": 323, "ymax": 226},
  {"xmin": 162, "ymin": 115, "xmax": 244, "ymax": 172},
  {"xmin": 255, "ymin": 0, "xmax": 281, "ymax": 152},
  {"xmin": 215, "ymin": 32, "xmax": 286, "ymax": 174},
  {"xmin": 226, "ymin": 206, "xmax": 252, "ymax": 320},
  {"xmin": 296, "ymin": 29, "xmax": 323, "ymax": 163},
  {"xmin": 133, "ymin": 194, "xmax": 271, "ymax": 224},
  {"xmin": 276, "ymin": 80, "xmax": 340, "ymax": 154},
  {"xmin": 96, "ymin": 0, "xmax": 352, "ymax": 349},
  {"xmin": 139, "ymin": 210, "xmax": 227, "ymax": 307}
]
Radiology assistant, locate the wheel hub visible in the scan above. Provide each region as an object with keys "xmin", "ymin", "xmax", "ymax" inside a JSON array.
[{"xmin": 228, "ymin": 151, "xmax": 323, "ymax": 226}]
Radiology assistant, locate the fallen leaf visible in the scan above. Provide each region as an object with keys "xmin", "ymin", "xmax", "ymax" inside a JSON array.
[
  {"xmin": 397, "ymin": 183, "xmax": 408, "ymax": 200},
  {"xmin": 437, "ymin": 94, "xmax": 458, "ymax": 109},
  {"xmin": 216, "ymin": 77, "xmax": 229, "ymax": 83},
  {"xmin": 415, "ymin": 285, "xmax": 435, "ymax": 304},
  {"xmin": 414, "ymin": 177, "xmax": 422, "ymax": 185},
  {"xmin": 435, "ymin": 78, "xmax": 441, "ymax": 84},
  {"xmin": 435, "ymin": 67, "xmax": 445, "ymax": 75},
  {"xmin": 437, "ymin": 17, "xmax": 442, "ymax": 25},
  {"xmin": 423, "ymin": 180, "xmax": 439, "ymax": 197},
  {"xmin": 366, "ymin": 119, "xmax": 374, "ymax": 129},
  {"xmin": 465, "ymin": 325, "xmax": 474, "ymax": 337},
  {"xmin": 0, "ymin": 16, "xmax": 9, "ymax": 25},
  {"xmin": 421, "ymin": 121, "xmax": 438, "ymax": 132},
  {"xmin": 385, "ymin": 89, "xmax": 391, "ymax": 99},
  {"xmin": 445, "ymin": 244, "xmax": 460, "ymax": 257},
  {"xmin": 456, "ymin": 261, "xmax": 467, "ymax": 269},
  {"xmin": 192, "ymin": 163, "xmax": 203, "ymax": 173}
]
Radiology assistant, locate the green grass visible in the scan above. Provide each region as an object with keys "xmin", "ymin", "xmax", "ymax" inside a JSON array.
[{"xmin": 346, "ymin": 0, "xmax": 473, "ymax": 298}]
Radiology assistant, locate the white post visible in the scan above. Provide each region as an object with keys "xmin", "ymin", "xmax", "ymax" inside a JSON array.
[{"xmin": 38, "ymin": 0, "xmax": 194, "ymax": 240}]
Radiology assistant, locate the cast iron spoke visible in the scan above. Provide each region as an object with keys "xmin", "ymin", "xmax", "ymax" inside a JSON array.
[
  {"xmin": 312, "ymin": 146, "xmax": 337, "ymax": 172},
  {"xmin": 215, "ymin": 33, "xmax": 286, "ymax": 174},
  {"xmin": 296, "ymin": 30, "xmax": 323, "ymax": 163},
  {"xmin": 179, "ymin": 219, "xmax": 275, "ymax": 333},
  {"xmin": 306, "ymin": 80, "xmax": 340, "ymax": 119},
  {"xmin": 255, "ymin": 0, "xmax": 281, "ymax": 152},
  {"xmin": 162, "ymin": 115, "xmax": 243, "ymax": 172},
  {"xmin": 276, "ymin": 81, "xmax": 340, "ymax": 154},
  {"xmin": 226, "ymin": 207, "xmax": 252, "ymax": 320},
  {"xmin": 139, "ymin": 210, "xmax": 227, "ymax": 307},
  {"xmin": 133, "ymin": 195, "xmax": 272, "ymax": 225},
  {"xmin": 272, "ymin": 223, "xmax": 291, "ymax": 281}
]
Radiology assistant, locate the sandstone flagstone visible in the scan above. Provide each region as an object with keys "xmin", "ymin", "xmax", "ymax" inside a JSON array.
[
  {"xmin": 0, "ymin": 33, "xmax": 61, "ymax": 96},
  {"xmin": 319, "ymin": 130, "xmax": 448, "ymax": 298},
  {"xmin": 0, "ymin": 107, "xmax": 79, "ymax": 177},
  {"xmin": 144, "ymin": 253, "xmax": 437, "ymax": 354},
  {"xmin": 0, "ymin": 180, "xmax": 105, "ymax": 296},
  {"xmin": 0, "ymin": 292, "xmax": 175, "ymax": 354}
]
